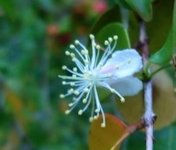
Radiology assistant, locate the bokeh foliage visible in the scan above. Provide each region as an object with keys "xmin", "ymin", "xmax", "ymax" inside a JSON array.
[{"xmin": 0, "ymin": 0, "xmax": 103, "ymax": 149}]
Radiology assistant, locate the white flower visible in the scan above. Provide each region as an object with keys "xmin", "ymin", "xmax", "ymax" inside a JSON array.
[{"xmin": 59, "ymin": 34, "xmax": 143, "ymax": 127}]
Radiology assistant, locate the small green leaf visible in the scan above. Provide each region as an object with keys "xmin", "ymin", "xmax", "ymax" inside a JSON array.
[
  {"xmin": 125, "ymin": 0, "xmax": 153, "ymax": 21},
  {"xmin": 89, "ymin": 114, "xmax": 128, "ymax": 150},
  {"xmin": 96, "ymin": 23, "xmax": 131, "ymax": 49}
]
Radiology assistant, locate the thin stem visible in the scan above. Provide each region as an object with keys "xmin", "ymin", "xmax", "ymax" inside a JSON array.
[
  {"xmin": 111, "ymin": 120, "xmax": 146, "ymax": 150},
  {"xmin": 143, "ymin": 81, "xmax": 154, "ymax": 150},
  {"xmin": 111, "ymin": 132, "xmax": 130, "ymax": 150},
  {"xmin": 139, "ymin": 21, "xmax": 155, "ymax": 150}
]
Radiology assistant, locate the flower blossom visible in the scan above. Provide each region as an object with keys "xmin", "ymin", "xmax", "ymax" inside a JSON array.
[{"xmin": 59, "ymin": 34, "xmax": 143, "ymax": 127}]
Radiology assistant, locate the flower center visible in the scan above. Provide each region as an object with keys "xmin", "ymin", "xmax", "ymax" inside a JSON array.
[{"xmin": 83, "ymin": 70, "xmax": 99, "ymax": 84}]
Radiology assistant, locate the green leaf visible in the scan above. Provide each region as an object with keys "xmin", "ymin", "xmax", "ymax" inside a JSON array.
[
  {"xmin": 122, "ymin": 124, "xmax": 176, "ymax": 150},
  {"xmin": 150, "ymin": 0, "xmax": 176, "ymax": 65},
  {"xmin": 96, "ymin": 23, "xmax": 131, "ymax": 49},
  {"xmin": 89, "ymin": 114, "xmax": 128, "ymax": 150},
  {"xmin": 125, "ymin": 0, "xmax": 153, "ymax": 21},
  {"xmin": 114, "ymin": 0, "xmax": 131, "ymax": 9},
  {"xmin": 173, "ymin": 0, "xmax": 176, "ymax": 52},
  {"xmin": 147, "ymin": 0, "xmax": 174, "ymax": 52},
  {"xmin": 128, "ymin": 0, "xmax": 174, "ymax": 53},
  {"xmin": 150, "ymin": 31, "xmax": 173, "ymax": 65},
  {"xmin": 91, "ymin": 5, "xmax": 121, "ymax": 34}
]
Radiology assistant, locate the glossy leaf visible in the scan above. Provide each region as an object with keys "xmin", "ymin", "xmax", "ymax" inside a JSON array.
[
  {"xmin": 149, "ymin": 0, "xmax": 176, "ymax": 64},
  {"xmin": 125, "ymin": 0, "xmax": 153, "ymax": 21},
  {"xmin": 150, "ymin": 31, "xmax": 173, "ymax": 65},
  {"xmin": 89, "ymin": 114, "xmax": 128, "ymax": 150},
  {"xmin": 96, "ymin": 23, "xmax": 131, "ymax": 49},
  {"xmin": 128, "ymin": 0, "xmax": 174, "ymax": 53},
  {"xmin": 147, "ymin": 0, "xmax": 173, "ymax": 52}
]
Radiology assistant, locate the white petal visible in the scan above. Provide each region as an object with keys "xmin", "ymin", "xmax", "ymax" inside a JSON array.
[
  {"xmin": 104, "ymin": 49, "xmax": 142, "ymax": 78},
  {"xmin": 108, "ymin": 76, "xmax": 143, "ymax": 96}
]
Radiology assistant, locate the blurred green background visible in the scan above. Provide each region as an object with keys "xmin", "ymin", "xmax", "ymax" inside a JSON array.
[
  {"xmin": 0, "ymin": 0, "xmax": 109, "ymax": 149},
  {"xmin": 1, "ymin": 0, "xmax": 176, "ymax": 150}
]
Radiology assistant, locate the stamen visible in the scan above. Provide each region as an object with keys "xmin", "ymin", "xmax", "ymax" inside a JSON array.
[
  {"xmin": 70, "ymin": 44, "xmax": 75, "ymax": 49},
  {"xmin": 68, "ymin": 103, "xmax": 74, "ymax": 107},
  {"xmin": 104, "ymin": 40, "xmax": 109, "ymax": 45},
  {"xmin": 68, "ymin": 88, "xmax": 74, "ymax": 94},
  {"xmin": 96, "ymin": 45, "xmax": 100, "ymax": 50},
  {"xmin": 89, "ymin": 34, "xmax": 95, "ymax": 39},
  {"xmin": 75, "ymin": 40, "xmax": 79, "ymax": 44},
  {"xmin": 82, "ymin": 98, "xmax": 87, "ymax": 103},
  {"xmin": 78, "ymin": 109, "xmax": 83, "ymax": 115},
  {"xmin": 89, "ymin": 117, "xmax": 94, "ymax": 122},
  {"xmin": 73, "ymin": 67, "xmax": 77, "ymax": 72},
  {"xmin": 94, "ymin": 115, "xmax": 99, "ymax": 120},
  {"xmin": 60, "ymin": 94, "xmax": 65, "ymax": 98},
  {"xmin": 95, "ymin": 108, "xmax": 100, "ymax": 113},
  {"xmin": 59, "ymin": 34, "xmax": 131, "ymax": 127},
  {"xmin": 74, "ymin": 90, "xmax": 79, "ymax": 95},
  {"xmin": 108, "ymin": 37, "xmax": 113, "ymax": 42},
  {"xmin": 111, "ymin": 88, "xmax": 125, "ymax": 102},
  {"xmin": 65, "ymin": 110, "xmax": 70, "ymax": 115},
  {"xmin": 62, "ymin": 81, "xmax": 66, "ymax": 85},
  {"xmin": 101, "ymin": 122, "xmax": 106, "ymax": 128},
  {"xmin": 70, "ymin": 53, "xmax": 75, "ymax": 58},
  {"xmin": 62, "ymin": 66, "xmax": 67, "ymax": 70},
  {"xmin": 65, "ymin": 51, "xmax": 70, "ymax": 55},
  {"xmin": 113, "ymin": 35, "xmax": 118, "ymax": 40},
  {"xmin": 120, "ymin": 97, "xmax": 125, "ymax": 103}
]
